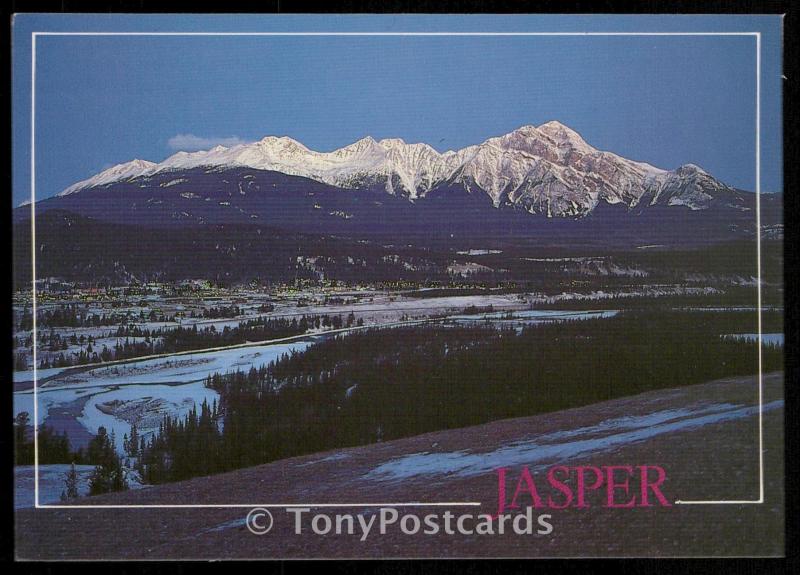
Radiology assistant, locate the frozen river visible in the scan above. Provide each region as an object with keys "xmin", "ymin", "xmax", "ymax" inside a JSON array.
[
  {"xmin": 13, "ymin": 339, "xmax": 312, "ymax": 454},
  {"xmin": 13, "ymin": 308, "xmax": 622, "ymax": 456}
]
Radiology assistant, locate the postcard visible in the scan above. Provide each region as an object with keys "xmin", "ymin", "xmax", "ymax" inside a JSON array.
[{"xmin": 11, "ymin": 13, "xmax": 784, "ymax": 560}]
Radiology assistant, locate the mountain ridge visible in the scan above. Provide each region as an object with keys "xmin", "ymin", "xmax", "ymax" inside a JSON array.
[{"xmin": 54, "ymin": 121, "xmax": 747, "ymax": 218}]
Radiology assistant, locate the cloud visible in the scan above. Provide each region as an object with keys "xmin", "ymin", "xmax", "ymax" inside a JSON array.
[{"xmin": 167, "ymin": 134, "xmax": 249, "ymax": 152}]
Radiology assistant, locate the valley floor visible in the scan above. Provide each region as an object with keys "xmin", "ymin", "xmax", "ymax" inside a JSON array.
[{"xmin": 14, "ymin": 372, "xmax": 783, "ymax": 559}]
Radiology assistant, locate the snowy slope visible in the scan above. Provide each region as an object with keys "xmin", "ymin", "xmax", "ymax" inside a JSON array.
[{"xmin": 60, "ymin": 159, "xmax": 157, "ymax": 196}]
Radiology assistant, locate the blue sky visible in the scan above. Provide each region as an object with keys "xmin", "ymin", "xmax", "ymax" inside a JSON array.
[{"xmin": 12, "ymin": 15, "xmax": 783, "ymax": 206}]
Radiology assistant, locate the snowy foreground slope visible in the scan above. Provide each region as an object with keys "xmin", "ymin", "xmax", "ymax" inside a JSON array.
[
  {"xmin": 15, "ymin": 372, "xmax": 783, "ymax": 559},
  {"xmin": 55, "ymin": 121, "xmax": 747, "ymax": 218}
]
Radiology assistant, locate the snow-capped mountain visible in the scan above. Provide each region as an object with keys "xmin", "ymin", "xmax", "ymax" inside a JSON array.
[
  {"xmin": 60, "ymin": 159, "xmax": 157, "ymax": 197},
  {"xmin": 56, "ymin": 122, "xmax": 743, "ymax": 218}
]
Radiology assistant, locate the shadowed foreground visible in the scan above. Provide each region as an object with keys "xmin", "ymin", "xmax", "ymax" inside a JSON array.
[{"xmin": 15, "ymin": 372, "xmax": 783, "ymax": 559}]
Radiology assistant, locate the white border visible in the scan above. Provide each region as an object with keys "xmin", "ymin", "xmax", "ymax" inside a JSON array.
[{"xmin": 28, "ymin": 30, "xmax": 764, "ymax": 509}]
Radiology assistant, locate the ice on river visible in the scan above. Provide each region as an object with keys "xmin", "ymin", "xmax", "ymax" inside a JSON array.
[
  {"xmin": 42, "ymin": 340, "xmax": 311, "ymax": 389},
  {"xmin": 77, "ymin": 381, "xmax": 221, "ymax": 454},
  {"xmin": 13, "ymin": 340, "xmax": 312, "ymax": 455}
]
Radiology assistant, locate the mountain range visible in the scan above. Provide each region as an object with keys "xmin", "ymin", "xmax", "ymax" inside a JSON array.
[
  {"xmin": 55, "ymin": 121, "xmax": 750, "ymax": 217},
  {"xmin": 15, "ymin": 121, "xmax": 780, "ymax": 253}
]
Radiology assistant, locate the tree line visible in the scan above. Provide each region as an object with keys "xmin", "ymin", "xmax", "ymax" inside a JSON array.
[
  {"xmin": 35, "ymin": 313, "xmax": 360, "ymax": 370},
  {"xmin": 14, "ymin": 413, "xmax": 129, "ymax": 497},
  {"xmin": 133, "ymin": 310, "xmax": 783, "ymax": 484},
  {"xmin": 16, "ymin": 305, "xmax": 132, "ymax": 331}
]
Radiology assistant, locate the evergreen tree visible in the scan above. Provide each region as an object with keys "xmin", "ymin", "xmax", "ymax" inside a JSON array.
[
  {"xmin": 14, "ymin": 412, "xmax": 30, "ymax": 464},
  {"xmin": 125, "ymin": 423, "xmax": 140, "ymax": 457},
  {"xmin": 87, "ymin": 426, "xmax": 128, "ymax": 495},
  {"xmin": 61, "ymin": 462, "xmax": 80, "ymax": 501}
]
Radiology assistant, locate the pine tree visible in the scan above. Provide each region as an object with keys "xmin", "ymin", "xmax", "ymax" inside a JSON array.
[
  {"xmin": 61, "ymin": 462, "xmax": 79, "ymax": 501},
  {"xmin": 14, "ymin": 412, "xmax": 31, "ymax": 464},
  {"xmin": 87, "ymin": 426, "xmax": 128, "ymax": 495},
  {"xmin": 127, "ymin": 424, "xmax": 139, "ymax": 457}
]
